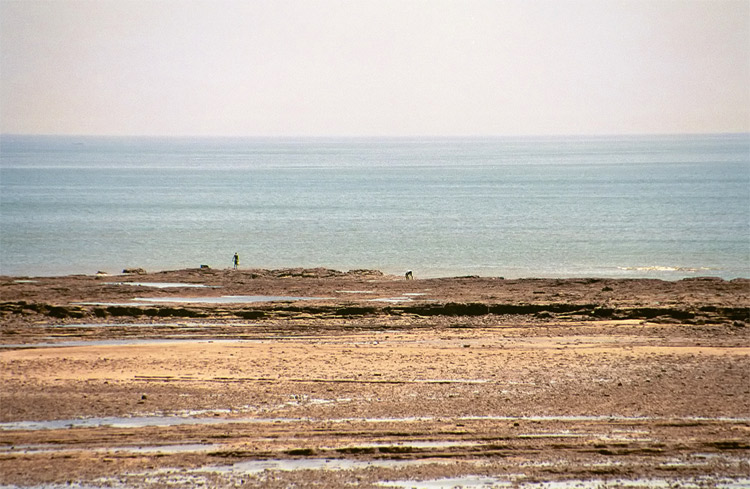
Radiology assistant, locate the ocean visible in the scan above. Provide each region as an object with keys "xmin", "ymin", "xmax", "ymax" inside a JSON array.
[{"xmin": 1, "ymin": 134, "xmax": 748, "ymax": 279}]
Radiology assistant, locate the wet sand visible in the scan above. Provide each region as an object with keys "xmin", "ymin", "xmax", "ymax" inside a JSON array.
[{"xmin": 1, "ymin": 268, "xmax": 748, "ymax": 488}]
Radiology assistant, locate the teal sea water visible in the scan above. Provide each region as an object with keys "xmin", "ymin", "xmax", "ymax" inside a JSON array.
[{"xmin": 1, "ymin": 134, "xmax": 748, "ymax": 279}]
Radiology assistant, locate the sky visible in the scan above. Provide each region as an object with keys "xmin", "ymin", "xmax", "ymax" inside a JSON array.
[{"xmin": 1, "ymin": 0, "xmax": 748, "ymax": 137}]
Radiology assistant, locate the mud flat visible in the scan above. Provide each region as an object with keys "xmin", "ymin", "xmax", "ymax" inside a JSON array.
[{"xmin": 1, "ymin": 268, "xmax": 748, "ymax": 488}]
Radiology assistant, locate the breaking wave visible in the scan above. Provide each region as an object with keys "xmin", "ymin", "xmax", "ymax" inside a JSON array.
[{"xmin": 617, "ymin": 266, "xmax": 715, "ymax": 273}]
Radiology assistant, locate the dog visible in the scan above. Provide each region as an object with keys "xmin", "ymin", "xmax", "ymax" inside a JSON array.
[{"xmin": 405, "ymin": 270, "xmax": 413, "ymax": 280}]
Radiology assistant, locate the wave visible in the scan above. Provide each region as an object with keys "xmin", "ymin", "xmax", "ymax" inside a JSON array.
[{"xmin": 617, "ymin": 266, "xmax": 715, "ymax": 273}]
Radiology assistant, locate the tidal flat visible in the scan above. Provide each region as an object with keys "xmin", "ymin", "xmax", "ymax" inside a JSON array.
[{"xmin": 1, "ymin": 268, "xmax": 748, "ymax": 488}]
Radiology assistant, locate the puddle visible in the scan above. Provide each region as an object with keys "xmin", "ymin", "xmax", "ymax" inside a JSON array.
[
  {"xmin": 105, "ymin": 282, "xmax": 221, "ymax": 288},
  {"xmin": 0, "ymin": 415, "xmax": 428, "ymax": 432},
  {"xmin": 518, "ymin": 432, "xmax": 586, "ymax": 439},
  {"xmin": 379, "ymin": 478, "xmax": 750, "ymax": 489},
  {"xmin": 456, "ymin": 415, "xmax": 750, "ymax": 424},
  {"xmin": 74, "ymin": 295, "xmax": 331, "ymax": 306},
  {"xmin": 369, "ymin": 297, "xmax": 414, "ymax": 303},
  {"xmin": 108, "ymin": 443, "xmax": 220, "ymax": 454},
  {"xmin": 0, "ymin": 485, "xmax": 114, "ymax": 489},
  {"xmin": 43, "ymin": 322, "xmax": 170, "ymax": 328},
  {"xmin": 285, "ymin": 396, "xmax": 352, "ymax": 407},
  {"xmin": 197, "ymin": 457, "xmax": 447, "ymax": 474},
  {"xmin": 369, "ymin": 296, "xmax": 437, "ymax": 303},
  {"xmin": 133, "ymin": 295, "xmax": 330, "ymax": 304},
  {"xmin": 336, "ymin": 290, "xmax": 375, "ymax": 294},
  {"xmin": 0, "ymin": 415, "xmax": 257, "ymax": 431},
  {"xmin": 4, "ymin": 414, "xmax": 748, "ymax": 432},
  {"xmin": 12, "ymin": 279, "xmax": 39, "ymax": 283},
  {"xmin": 516, "ymin": 478, "xmax": 750, "ymax": 488},
  {"xmin": 44, "ymin": 321, "xmax": 236, "ymax": 329},
  {"xmin": 3, "ymin": 475, "xmax": 748, "ymax": 489},
  {"xmin": 692, "ymin": 453, "xmax": 750, "ymax": 463},
  {"xmin": 0, "ymin": 443, "xmax": 219, "ymax": 455},
  {"xmin": 72, "ymin": 301, "xmax": 166, "ymax": 306},
  {"xmin": 331, "ymin": 440, "xmax": 482, "ymax": 450},
  {"xmin": 418, "ymin": 379, "xmax": 489, "ymax": 384},
  {"xmin": 0, "ymin": 414, "xmax": 335, "ymax": 431},
  {"xmin": 380, "ymin": 476, "xmax": 507, "ymax": 488}
]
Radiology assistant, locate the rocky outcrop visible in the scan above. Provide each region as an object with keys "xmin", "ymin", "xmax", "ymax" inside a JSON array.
[
  {"xmin": 1, "ymin": 299, "xmax": 747, "ymax": 325},
  {"xmin": 122, "ymin": 268, "xmax": 147, "ymax": 274}
]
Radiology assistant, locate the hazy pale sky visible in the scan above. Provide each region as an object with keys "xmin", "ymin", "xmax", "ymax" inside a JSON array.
[{"xmin": 1, "ymin": 0, "xmax": 748, "ymax": 137}]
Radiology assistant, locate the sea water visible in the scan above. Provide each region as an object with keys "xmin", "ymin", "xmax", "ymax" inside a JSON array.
[{"xmin": 1, "ymin": 134, "xmax": 748, "ymax": 279}]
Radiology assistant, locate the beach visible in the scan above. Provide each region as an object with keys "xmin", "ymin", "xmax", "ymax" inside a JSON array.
[
  {"xmin": 3, "ymin": 2, "xmax": 749, "ymax": 486},
  {"xmin": 1, "ymin": 268, "xmax": 748, "ymax": 488}
]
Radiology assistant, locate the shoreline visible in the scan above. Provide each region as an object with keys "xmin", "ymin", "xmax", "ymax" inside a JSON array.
[
  {"xmin": 1, "ymin": 267, "xmax": 748, "ymax": 488},
  {"xmin": 2, "ymin": 267, "xmax": 748, "ymax": 328},
  {"xmin": 3, "ymin": 264, "xmax": 748, "ymax": 281}
]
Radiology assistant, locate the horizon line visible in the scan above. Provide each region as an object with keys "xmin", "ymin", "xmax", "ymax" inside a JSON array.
[{"xmin": 2, "ymin": 131, "xmax": 749, "ymax": 140}]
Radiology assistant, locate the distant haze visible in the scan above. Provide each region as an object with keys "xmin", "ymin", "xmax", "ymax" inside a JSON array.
[{"xmin": 1, "ymin": 0, "xmax": 748, "ymax": 137}]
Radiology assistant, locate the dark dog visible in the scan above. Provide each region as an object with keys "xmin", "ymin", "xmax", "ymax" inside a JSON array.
[{"xmin": 405, "ymin": 270, "xmax": 413, "ymax": 280}]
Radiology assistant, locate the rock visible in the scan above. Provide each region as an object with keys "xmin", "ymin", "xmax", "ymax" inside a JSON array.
[
  {"xmin": 122, "ymin": 268, "xmax": 146, "ymax": 275},
  {"xmin": 346, "ymin": 269, "xmax": 384, "ymax": 277}
]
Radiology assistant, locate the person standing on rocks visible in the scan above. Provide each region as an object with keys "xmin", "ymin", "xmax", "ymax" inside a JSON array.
[{"xmin": 233, "ymin": 252, "xmax": 239, "ymax": 270}]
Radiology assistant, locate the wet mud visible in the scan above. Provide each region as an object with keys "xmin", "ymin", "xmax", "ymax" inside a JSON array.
[{"xmin": 0, "ymin": 268, "xmax": 748, "ymax": 488}]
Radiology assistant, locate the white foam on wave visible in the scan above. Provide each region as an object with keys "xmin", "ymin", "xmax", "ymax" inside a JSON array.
[{"xmin": 617, "ymin": 266, "xmax": 714, "ymax": 273}]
